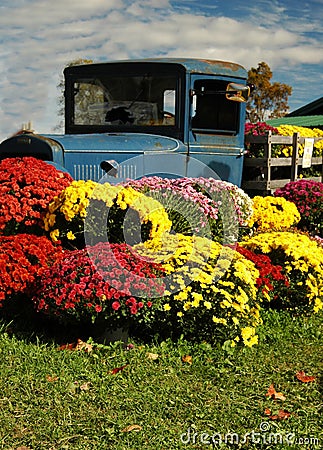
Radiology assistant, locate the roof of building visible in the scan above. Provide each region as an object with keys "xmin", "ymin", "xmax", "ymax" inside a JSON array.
[
  {"xmin": 267, "ymin": 115, "xmax": 323, "ymax": 128},
  {"xmin": 288, "ymin": 96, "xmax": 323, "ymax": 116}
]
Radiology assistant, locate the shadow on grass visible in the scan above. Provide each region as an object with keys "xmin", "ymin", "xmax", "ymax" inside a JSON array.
[
  {"xmin": 0, "ymin": 295, "xmax": 183, "ymax": 347},
  {"xmin": 0, "ymin": 296, "xmax": 94, "ymax": 345}
]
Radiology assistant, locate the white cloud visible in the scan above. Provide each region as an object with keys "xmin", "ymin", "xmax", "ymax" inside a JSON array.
[{"xmin": 0, "ymin": 0, "xmax": 322, "ymax": 139}]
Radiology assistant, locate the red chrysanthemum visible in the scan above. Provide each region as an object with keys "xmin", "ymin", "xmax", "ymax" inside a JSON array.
[{"xmin": 0, "ymin": 157, "xmax": 72, "ymax": 235}]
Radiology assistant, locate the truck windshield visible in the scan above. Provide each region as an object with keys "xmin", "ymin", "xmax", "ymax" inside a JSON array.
[{"xmin": 72, "ymin": 74, "xmax": 177, "ymax": 127}]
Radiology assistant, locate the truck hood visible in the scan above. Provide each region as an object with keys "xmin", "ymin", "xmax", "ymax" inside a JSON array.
[{"xmin": 44, "ymin": 132, "xmax": 181, "ymax": 153}]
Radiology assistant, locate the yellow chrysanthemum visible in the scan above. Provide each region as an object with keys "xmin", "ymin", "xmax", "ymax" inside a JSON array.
[
  {"xmin": 212, "ymin": 317, "xmax": 227, "ymax": 325},
  {"xmin": 44, "ymin": 180, "xmax": 172, "ymax": 244},
  {"xmin": 50, "ymin": 228, "xmax": 60, "ymax": 242},
  {"xmin": 242, "ymin": 231, "xmax": 323, "ymax": 313},
  {"xmin": 276, "ymin": 125, "xmax": 323, "ymax": 157},
  {"xmin": 241, "ymin": 326, "xmax": 258, "ymax": 347},
  {"xmin": 248, "ymin": 196, "xmax": 300, "ymax": 230},
  {"xmin": 135, "ymin": 232, "xmax": 262, "ymax": 346}
]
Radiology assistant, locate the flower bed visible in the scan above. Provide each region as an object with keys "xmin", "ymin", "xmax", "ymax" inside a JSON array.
[
  {"xmin": 244, "ymin": 122, "xmax": 279, "ymax": 158},
  {"xmin": 235, "ymin": 245, "xmax": 289, "ymax": 304},
  {"xmin": 244, "ymin": 122, "xmax": 323, "ymax": 158},
  {"xmin": 243, "ymin": 123, "xmax": 323, "ymax": 195},
  {"xmin": 124, "ymin": 176, "xmax": 253, "ymax": 244},
  {"xmin": 0, "ymin": 156, "xmax": 321, "ymax": 347},
  {"xmin": 248, "ymin": 196, "xmax": 300, "ymax": 231},
  {"xmin": 276, "ymin": 125, "xmax": 323, "ymax": 158}
]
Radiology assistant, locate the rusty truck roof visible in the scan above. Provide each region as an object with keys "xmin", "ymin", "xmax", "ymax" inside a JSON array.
[{"xmin": 64, "ymin": 58, "xmax": 247, "ymax": 79}]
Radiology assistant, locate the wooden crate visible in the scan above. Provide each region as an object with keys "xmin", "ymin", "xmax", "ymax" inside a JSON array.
[{"xmin": 242, "ymin": 132, "xmax": 323, "ymax": 195}]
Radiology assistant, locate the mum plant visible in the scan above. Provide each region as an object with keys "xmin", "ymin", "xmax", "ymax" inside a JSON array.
[
  {"xmin": 244, "ymin": 122, "xmax": 279, "ymax": 157},
  {"xmin": 44, "ymin": 180, "xmax": 172, "ymax": 248},
  {"xmin": 32, "ymin": 242, "xmax": 165, "ymax": 332},
  {"xmin": 241, "ymin": 230, "xmax": 323, "ymax": 314},
  {"xmin": 275, "ymin": 179, "xmax": 323, "ymax": 237},
  {"xmin": 178, "ymin": 177, "xmax": 254, "ymax": 242},
  {"xmin": 0, "ymin": 157, "xmax": 72, "ymax": 236},
  {"xmin": 0, "ymin": 234, "xmax": 63, "ymax": 307},
  {"xmin": 126, "ymin": 176, "xmax": 253, "ymax": 244},
  {"xmin": 134, "ymin": 233, "xmax": 262, "ymax": 347},
  {"xmin": 124, "ymin": 176, "xmax": 219, "ymax": 239},
  {"xmin": 248, "ymin": 196, "xmax": 301, "ymax": 231},
  {"xmin": 235, "ymin": 244, "xmax": 289, "ymax": 306}
]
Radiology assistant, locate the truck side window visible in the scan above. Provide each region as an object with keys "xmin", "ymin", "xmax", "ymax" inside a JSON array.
[
  {"xmin": 163, "ymin": 89, "xmax": 176, "ymax": 125},
  {"xmin": 192, "ymin": 80, "xmax": 239, "ymax": 134}
]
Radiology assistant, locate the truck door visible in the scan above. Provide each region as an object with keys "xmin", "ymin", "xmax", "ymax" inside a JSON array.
[{"xmin": 188, "ymin": 76, "xmax": 245, "ymax": 186}]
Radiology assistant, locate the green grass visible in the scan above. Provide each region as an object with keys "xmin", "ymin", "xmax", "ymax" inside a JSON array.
[{"xmin": 0, "ymin": 310, "xmax": 322, "ymax": 450}]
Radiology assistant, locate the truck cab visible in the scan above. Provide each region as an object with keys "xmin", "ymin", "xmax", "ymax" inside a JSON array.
[{"xmin": 0, "ymin": 58, "xmax": 250, "ymax": 185}]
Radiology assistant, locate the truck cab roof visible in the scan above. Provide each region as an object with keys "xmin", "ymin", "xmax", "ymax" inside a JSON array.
[{"xmin": 64, "ymin": 58, "xmax": 247, "ymax": 79}]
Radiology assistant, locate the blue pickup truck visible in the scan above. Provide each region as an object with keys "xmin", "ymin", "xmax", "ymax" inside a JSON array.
[{"xmin": 0, "ymin": 58, "xmax": 251, "ymax": 186}]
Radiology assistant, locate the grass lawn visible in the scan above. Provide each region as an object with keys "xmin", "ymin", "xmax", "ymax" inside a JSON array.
[{"xmin": 0, "ymin": 309, "xmax": 322, "ymax": 450}]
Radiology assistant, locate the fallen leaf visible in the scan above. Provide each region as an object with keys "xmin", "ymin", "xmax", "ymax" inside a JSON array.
[
  {"xmin": 265, "ymin": 384, "xmax": 286, "ymax": 401},
  {"xmin": 296, "ymin": 370, "xmax": 316, "ymax": 383},
  {"xmin": 80, "ymin": 382, "xmax": 91, "ymax": 391},
  {"xmin": 58, "ymin": 338, "xmax": 93, "ymax": 353},
  {"xmin": 264, "ymin": 408, "xmax": 271, "ymax": 416},
  {"xmin": 182, "ymin": 355, "xmax": 192, "ymax": 365},
  {"xmin": 110, "ymin": 364, "xmax": 128, "ymax": 375},
  {"xmin": 269, "ymin": 409, "xmax": 291, "ymax": 420},
  {"xmin": 58, "ymin": 342, "xmax": 76, "ymax": 351},
  {"xmin": 146, "ymin": 352, "xmax": 159, "ymax": 360},
  {"xmin": 46, "ymin": 375, "xmax": 59, "ymax": 382},
  {"xmin": 75, "ymin": 339, "xmax": 93, "ymax": 353},
  {"xmin": 121, "ymin": 424, "xmax": 142, "ymax": 432}
]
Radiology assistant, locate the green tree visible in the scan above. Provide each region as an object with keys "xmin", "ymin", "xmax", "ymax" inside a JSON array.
[
  {"xmin": 55, "ymin": 58, "xmax": 93, "ymax": 131},
  {"xmin": 247, "ymin": 61, "xmax": 292, "ymax": 122}
]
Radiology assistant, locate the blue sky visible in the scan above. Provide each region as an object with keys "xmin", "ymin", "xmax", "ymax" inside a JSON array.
[{"xmin": 0, "ymin": 0, "xmax": 322, "ymax": 140}]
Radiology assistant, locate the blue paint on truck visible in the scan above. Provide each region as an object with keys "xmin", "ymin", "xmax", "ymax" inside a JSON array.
[{"xmin": 0, "ymin": 58, "xmax": 251, "ymax": 186}]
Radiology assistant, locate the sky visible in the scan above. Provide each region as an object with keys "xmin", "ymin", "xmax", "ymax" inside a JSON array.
[{"xmin": 0, "ymin": 0, "xmax": 322, "ymax": 140}]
